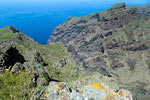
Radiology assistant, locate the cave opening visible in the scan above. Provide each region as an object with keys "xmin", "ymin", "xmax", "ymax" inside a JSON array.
[{"xmin": 4, "ymin": 47, "xmax": 25, "ymax": 69}]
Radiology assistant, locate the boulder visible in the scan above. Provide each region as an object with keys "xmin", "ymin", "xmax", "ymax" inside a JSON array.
[
  {"xmin": 11, "ymin": 62, "xmax": 24, "ymax": 74},
  {"xmin": 38, "ymin": 81, "xmax": 132, "ymax": 100}
]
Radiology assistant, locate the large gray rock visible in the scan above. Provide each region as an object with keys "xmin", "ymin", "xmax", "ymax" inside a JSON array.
[
  {"xmin": 38, "ymin": 81, "xmax": 132, "ymax": 100},
  {"xmin": 11, "ymin": 62, "xmax": 24, "ymax": 74}
]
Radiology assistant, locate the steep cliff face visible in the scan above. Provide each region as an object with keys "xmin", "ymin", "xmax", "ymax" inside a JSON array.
[{"xmin": 48, "ymin": 3, "xmax": 150, "ymax": 99}]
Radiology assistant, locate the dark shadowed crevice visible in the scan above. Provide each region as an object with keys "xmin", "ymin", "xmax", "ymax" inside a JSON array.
[
  {"xmin": 41, "ymin": 72, "xmax": 59, "ymax": 86},
  {"xmin": 101, "ymin": 46, "xmax": 105, "ymax": 54},
  {"xmin": 3, "ymin": 47, "xmax": 25, "ymax": 69}
]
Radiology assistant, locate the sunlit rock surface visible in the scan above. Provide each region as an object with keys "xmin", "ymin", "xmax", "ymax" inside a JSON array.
[{"xmin": 39, "ymin": 81, "xmax": 132, "ymax": 100}]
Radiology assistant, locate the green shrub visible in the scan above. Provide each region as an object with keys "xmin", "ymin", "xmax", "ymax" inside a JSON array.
[{"xmin": 0, "ymin": 71, "xmax": 32, "ymax": 100}]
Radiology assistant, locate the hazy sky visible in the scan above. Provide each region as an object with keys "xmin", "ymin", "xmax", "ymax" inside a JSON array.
[
  {"xmin": 0, "ymin": 0, "xmax": 150, "ymax": 5},
  {"xmin": 1, "ymin": 0, "xmax": 150, "ymax": 8},
  {"xmin": 1, "ymin": 0, "xmax": 149, "ymax": 3},
  {"xmin": 1, "ymin": 0, "xmax": 94, "ymax": 3}
]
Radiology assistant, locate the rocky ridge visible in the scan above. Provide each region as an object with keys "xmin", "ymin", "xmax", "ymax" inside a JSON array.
[
  {"xmin": 0, "ymin": 26, "xmax": 84, "ymax": 99},
  {"xmin": 48, "ymin": 3, "xmax": 150, "ymax": 100}
]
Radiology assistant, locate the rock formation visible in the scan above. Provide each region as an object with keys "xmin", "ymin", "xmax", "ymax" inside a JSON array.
[
  {"xmin": 38, "ymin": 72, "xmax": 133, "ymax": 100},
  {"xmin": 48, "ymin": 3, "xmax": 150, "ymax": 100},
  {"xmin": 0, "ymin": 26, "xmax": 83, "ymax": 99},
  {"xmin": 1, "ymin": 3, "xmax": 150, "ymax": 100},
  {"xmin": 0, "ymin": 25, "xmax": 132, "ymax": 100}
]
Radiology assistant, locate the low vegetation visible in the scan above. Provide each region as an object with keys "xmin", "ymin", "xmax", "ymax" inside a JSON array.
[
  {"xmin": 0, "ymin": 71, "xmax": 32, "ymax": 100},
  {"xmin": 0, "ymin": 33, "xmax": 17, "ymax": 39}
]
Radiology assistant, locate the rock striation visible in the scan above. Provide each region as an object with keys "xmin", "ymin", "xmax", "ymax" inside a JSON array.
[{"xmin": 48, "ymin": 3, "xmax": 150, "ymax": 100}]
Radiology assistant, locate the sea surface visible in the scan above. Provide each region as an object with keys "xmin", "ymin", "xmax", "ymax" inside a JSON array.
[{"xmin": 0, "ymin": 0, "xmax": 150, "ymax": 44}]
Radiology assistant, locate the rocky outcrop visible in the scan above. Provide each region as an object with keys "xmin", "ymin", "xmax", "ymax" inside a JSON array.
[
  {"xmin": 38, "ymin": 73, "xmax": 133, "ymax": 100},
  {"xmin": 0, "ymin": 25, "xmax": 133, "ymax": 100},
  {"xmin": 11, "ymin": 62, "xmax": 24, "ymax": 74},
  {"xmin": 128, "ymin": 4, "xmax": 150, "ymax": 14},
  {"xmin": 0, "ymin": 47, "xmax": 25, "ymax": 70},
  {"xmin": 0, "ymin": 26, "xmax": 84, "ymax": 99},
  {"xmin": 48, "ymin": 3, "xmax": 150, "ymax": 100}
]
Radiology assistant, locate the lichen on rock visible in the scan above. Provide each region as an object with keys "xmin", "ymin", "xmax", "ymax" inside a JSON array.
[{"xmin": 39, "ymin": 81, "xmax": 132, "ymax": 100}]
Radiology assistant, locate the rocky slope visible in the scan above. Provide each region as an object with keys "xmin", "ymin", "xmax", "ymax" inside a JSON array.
[
  {"xmin": 0, "ymin": 26, "xmax": 132, "ymax": 100},
  {"xmin": 48, "ymin": 3, "xmax": 150, "ymax": 100},
  {"xmin": 0, "ymin": 26, "xmax": 85, "ymax": 99}
]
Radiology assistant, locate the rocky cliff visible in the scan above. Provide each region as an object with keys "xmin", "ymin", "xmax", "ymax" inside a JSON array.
[
  {"xmin": 0, "ymin": 26, "xmax": 85, "ymax": 99},
  {"xmin": 0, "ymin": 26, "xmax": 132, "ymax": 100},
  {"xmin": 48, "ymin": 3, "xmax": 150, "ymax": 100}
]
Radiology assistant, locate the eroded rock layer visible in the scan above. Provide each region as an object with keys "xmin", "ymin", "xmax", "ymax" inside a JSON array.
[{"xmin": 48, "ymin": 3, "xmax": 150, "ymax": 100}]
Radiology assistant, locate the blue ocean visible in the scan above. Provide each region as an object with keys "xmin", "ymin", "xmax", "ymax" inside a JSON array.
[{"xmin": 0, "ymin": 0, "xmax": 150, "ymax": 44}]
